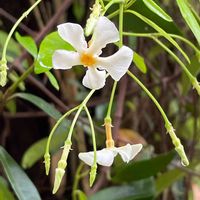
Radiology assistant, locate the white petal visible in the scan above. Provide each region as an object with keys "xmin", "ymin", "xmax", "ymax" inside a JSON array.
[
  {"xmin": 97, "ymin": 46, "xmax": 133, "ymax": 81},
  {"xmin": 57, "ymin": 23, "xmax": 87, "ymax": 52},
  {"xmin": 88, "ymin": 17, "xmax": 119, "ymax": 55},
  {"xmin": 82, "ymin": 68, "xmax": 106, "ymax": 90},
  {"xmin": 78, "ymin": 149, "xmax": 115, "ymax": 167},
  {"xmin": 52, "ymin": 50, "xmax": 81, "ymax": 69},
  {"xmin": 115, "ymin": 144, "xmax": 143, "ymax": 163}
]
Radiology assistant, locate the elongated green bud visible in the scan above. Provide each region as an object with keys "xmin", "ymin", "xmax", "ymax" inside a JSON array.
[
  {"xmin": 0, "ymin": 59, "xmax": 8, "ymax": 87},
  {"xmin": 85, "ymin": 1, "xmax": 102, "ymax": 36},
  {"xmin": 44, "ymin": 152, "xmax": 51, "ymax": 175},
  {"xmin": 89, "ymin": 164, "xmax": 97, "ymax": 187},
  {"xmin": 53, "ymin": 140, "xmax": 72, "ymax": 194},
  {"xmin": 166, "ymin": 123, "xmax": 189, "ymax": 166}
]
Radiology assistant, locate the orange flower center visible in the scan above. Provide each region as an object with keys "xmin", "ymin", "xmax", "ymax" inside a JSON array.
[{"xmin": 80, "ymin": 53, "xmax": 96, "ymax": 66}]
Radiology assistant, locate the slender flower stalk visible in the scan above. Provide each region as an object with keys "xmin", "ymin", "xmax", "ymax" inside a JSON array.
[
  {"xmin": 127, "ymin": 70, "xmax": 189, "ymax": 166},
  {"xmin": 0, "ymin": 0, "xmax": 42, "ymax": 87}
]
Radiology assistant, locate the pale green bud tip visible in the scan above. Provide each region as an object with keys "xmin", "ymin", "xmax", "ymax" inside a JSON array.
[
  {"xmin": 192, "ymin": 78, "xmax": 200, "ymax": 96},
  {"xmin": 44, "ymin": 153, "xmax": 51, "ymax": 175},
  {"xmin": 53, "ymin": 168, "xmax": 65, "ymax": 194},
  {"xmin": 85, "ymin": 2, "xmax": 102, "ymax": 36},
  {"xmin": 166, "ymin": 124, "xmax": 189, "ymax": 167},
  {"xmin": 0, "ymin": 59, "xmax": 8, "ymax": 87},
  {"xmin": 89, "ymin": 164, "xmax": 97, "ymax": 187},
  {"xmin": 175, "ymin": 146, "xmax": 189, "ymax": 166}
]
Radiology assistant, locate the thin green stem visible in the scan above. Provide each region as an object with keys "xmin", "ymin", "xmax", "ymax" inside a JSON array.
[
  {"xmin": 84, "ymin": 105, "xmax": 97, "ymax": 186},
  {"xmin": 4, "ymin": 65, "xmax": 34, "ymax": 99},
  {"xmin": 45, "ymin": 106, "xmax": 79, "ymax": 157},
  {"xmin": 66, "ymin": 89, "xmax": 96, "ymax": 141},
  {"xmin": 125, "ymin": 10, "xmax": 190, "ymax": 64},
  {"xmin": 123, "ymin": 32, "xmax": 200, "ymax": 56},
  {"xmin": 106, "ymin": 81, "xmax": 118, "ymax": 119},
  {"xmin": 106, "ymin": 2, "xmax": 124, "ymax": 119},
  {"xmin": 127, "ymin": 70, "xmax": 170, "ymax": 125},
  {"xmin": 1, "ymin": 0, "xmax": 42, "ymax": 60},
  {"xmin": 72, "ymin": 163, "xmax": 84, "ymax": 200}
]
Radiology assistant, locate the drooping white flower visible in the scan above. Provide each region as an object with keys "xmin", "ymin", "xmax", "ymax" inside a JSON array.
[
  {"xmin": 52, "ymin": 16, "xmax": 133, "ymax": 90},
  {"xmin": 78, "ymin": 144, "xmax": 143, "ymax": 167}
]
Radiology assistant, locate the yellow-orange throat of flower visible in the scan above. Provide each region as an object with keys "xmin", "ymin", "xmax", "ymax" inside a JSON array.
[{"xmin": 80, "ymin": 53, "xmax": 96, "ymax": 66}]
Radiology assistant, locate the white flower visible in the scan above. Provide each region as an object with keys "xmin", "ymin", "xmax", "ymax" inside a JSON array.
[
  {"xmin": 78, "ymin": 144, "xmax": 143, "ymax": 167},
  {"xmin": 52, "ymin": 16, "xmax": 133, "ymax": 90}
]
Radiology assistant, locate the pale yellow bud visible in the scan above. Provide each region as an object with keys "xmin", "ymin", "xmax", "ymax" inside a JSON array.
[
  {"xmin": 89, "ymin": 164, "xmax": 97, "ymax": 187},
  {"xmin": 0, "ymin": 59, "xmax": 8, "ymax": 87}
]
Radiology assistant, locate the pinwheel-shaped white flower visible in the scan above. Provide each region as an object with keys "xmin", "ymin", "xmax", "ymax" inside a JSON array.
[
  {"xmin": 78, "ymin": 144, "xmax": 143, "ymax": 167},
  {"xmin": 53, "ymin": 16, "xmax": 133, "ymax": 90}
]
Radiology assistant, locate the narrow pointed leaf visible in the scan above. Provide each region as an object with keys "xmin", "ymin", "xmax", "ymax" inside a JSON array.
[
  {"xmin": 143, "ymin": 0, "xmax": 172, "ymax": 22},
  {"xmin": 0, "ymin": 146, "xmax": 41, "ymax": 200}
]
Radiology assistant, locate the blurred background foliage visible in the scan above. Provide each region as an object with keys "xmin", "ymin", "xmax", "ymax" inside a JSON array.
[{"xmin": 0, "ymin": 0, "xmax": 200, "ymax": 199}]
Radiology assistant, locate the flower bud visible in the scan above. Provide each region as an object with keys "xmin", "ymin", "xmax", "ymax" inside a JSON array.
[
  {"xmin": 89, "ymin": 164, "xmax": 97, "ymax": 187},
  {"xmin": 44, "ymin": 152, "xmax": 51, "ymax": 175},
  {"xmin": 0, "ymin": 59, "xmax": 8, "ymax": 87},
  {"xmin": 192, "ymin": 78, "xmax": 200, "ymax": 95},
  {"xmin": 85, "ymin": 1, "xmax": 102, "ymax": 36}
]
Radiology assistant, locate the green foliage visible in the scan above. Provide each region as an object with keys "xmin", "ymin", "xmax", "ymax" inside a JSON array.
[
  {"xmin": 155, "ymin": 168, "xmax": 186, "ymax": 195},
  {"xmin": 45, "ymin": 71, "xmax": 60, "ymax": 90},
  {"xmin": 112, "ymin": 151, "xmax": 175, "ymax": 183},
  {"xmin": 0, "ymin": 146, "xmax": 41, "ymax": 200},
  {"xmin": 133, "ymin": 52, "xmax": 147, "ymax": 73},
  {"xmin": 15, "ymin": 32, "xmax": 38, "ymax": 58},
  {"xmin": 143, "ymin": 0, "xmax": 172, "ymax": 22},
  {"xmin": 35, "ymin": 32, "xmax": 74, "ymax": 74},
  {"xmin": 0, "ymin": 177, "xmax": 15, "ymax": 200},
  {"xmin": 89, "ymin": 178, "xmax": 155, "ymax": 200},
  {"xmin": 176, "ymin": 0, "xmax": 200, "ymax": 46}
]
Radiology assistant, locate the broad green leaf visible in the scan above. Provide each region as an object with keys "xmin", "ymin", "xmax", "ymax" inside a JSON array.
[
  {"xmin": 89, "ymin": 178, "xmax": 155, "ymax": 200},
  {"xmin": 0, "ymin": 146, "xmax": 41, "ymax": 200},
  {"xmin": 143, "ymin": 0, "xmax": 172, "ymax": 22},
  {"xmin": 133, "ymin": 52, "xmax": 147, "ymax": 73},
  {"xmin": 0, "ymin": 177, "xmax": 15, "ymax": 200},
  {"xmin": 45, "ymin": 71, "xmax": 59, "ymax": 91},
  {"xmin": 176, "ymin": 0, "xmax": 200, "ymax": 46},
  {"xmin": 112, "ymin": 151, "xmax": 175, "ymax": 183},
  {"xmin": 15, "ymin": 32, "xmax": 38, "ymax": 58},
  {"xmin": 35, "ymin": 32, "xmax": 74, "ymax": 74},
  {"xmin": 12, "ymin": 93, "xmax": 62, "ymax": 120},
  {"xmin": 156, "ymin": 168, "xmax": 186, "ymax": 195}
]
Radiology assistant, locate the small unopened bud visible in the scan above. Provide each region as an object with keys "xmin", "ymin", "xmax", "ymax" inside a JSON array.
[
  {"xmin": 44, "ymin": 152, "xmax": 51, "ymax": 175},
  {"xmin": 166, "ymin": 123, "xmax": 189, "ymax": 166},
  {"xmin": 52, "ymin": 140, "xmax": 72, "ymax": 194},
  {"xmin": 89, "ymin": 164, "xmax": 97, "ymax": 187},
  {"xmin": 85, "ymin": 1, "xmax": 102, "ymax": 36},
  {"xmin": 53, "ymin": 168, "xmax": 65, "ymax": 194},
  {"xmin": 0, "ymin": 59, "xmax": 8, "ymax": 87}
]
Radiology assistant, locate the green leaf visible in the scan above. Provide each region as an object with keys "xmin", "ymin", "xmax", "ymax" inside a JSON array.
[
  {"xmin": 126, "ymin": 10, "xmax": 190, "ymax": 64},
  {"xmin": 89, "ymin": 178, "xmax": 155, "ymax": 200},
  {"xmin": 0, "ymin": 146, "xmax": 41, "ymax": 200},
  {"xmin": 143, "ymin": 0, "xmax": 172, "ymax": 22},
  {"xmin": 0, "ymin": 177, "xmax": 15, "ymax": 200},
  {"xmin": 75, "ymin": 190, "xmax": 87, "ymax": 200},
  {"xmin": 133, "ymin": 52, "xmax": 147, "ymax": 73},
  {"xmin": 35, "ymin": 32, "xmax": 74, "ymax": 74},
  {"xmin": 12, "ymin": 93, "xmax": 62, "ymax": 120},
  {"xmin": 15, "ymin": 32, "xmax": 38, "ymax": 58},
  {"xmin": 176, "ymin": 0, "xmax": 200, "ymax": 46},
  {"xmin": 156, "ymin": 168, "xmax": 186, "ymax": 195},
  {"xmin": 12, "ymin": 93, "xmax": 70, "ymax": 168},
  {"xmin": 112, "ymin": 151, "xmax": 175, "ymax": 183},
  {"xmin": 45, "ymin": 71, "xmax": 59, "ymax": 91}
]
